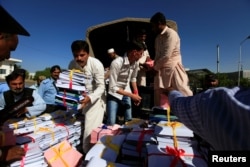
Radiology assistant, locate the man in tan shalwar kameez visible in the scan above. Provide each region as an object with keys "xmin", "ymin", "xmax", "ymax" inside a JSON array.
[{"xmin": 150, "ymin": 12, "xmax": 193, "ymax": 106}]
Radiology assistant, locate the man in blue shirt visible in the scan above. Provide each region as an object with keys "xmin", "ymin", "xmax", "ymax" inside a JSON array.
[
  {"xmin": 165, "ymin": 86, "xmax": 250, "ymax": 150},
  {"xmin": 0, "ymin": 82, "xmax": 9, "ymax": 96},
  {"xmin": 38, "ymin": 65, "xmax": 64, "ymax": 113}
]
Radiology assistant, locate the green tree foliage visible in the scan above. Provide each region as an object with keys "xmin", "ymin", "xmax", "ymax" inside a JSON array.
[
  {"xmin": 33, "ymin": 67, "xmax": 51, "ymax": 80},
  {"xmin": 240, "ymin": 78, "xmax": 250, "ymax": 88},
  {"xmin": 216, "ymin": 73, "xmax": 234, "ymax": 88}
]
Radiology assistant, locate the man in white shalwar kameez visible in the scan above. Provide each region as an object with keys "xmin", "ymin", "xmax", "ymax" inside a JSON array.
[
  {"xmin": 150, "ymin": 12, "xmax": 193, "ymax": 106},
  {"xmin": 68, "ymin": 40, "xmax": 105, "ymax": 154}
]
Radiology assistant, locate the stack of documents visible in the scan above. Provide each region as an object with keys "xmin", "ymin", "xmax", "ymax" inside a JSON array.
[
  {"xmin": 55, "ymin": 70, "xmax": 91, "ymax": 110},
  {"xmin": 55, "ymin": 92, "xmax": 82, "ymax": 111},
  {"xmin": 6, "ymin": 117, "xmax": 54, "ymax": 135},
  {"xmin": 86, "ymin": 156, "xmax": 130, "ymax": 167},
  {"xmin": 56, "ymin": 69, "xmax": 92, "ymax": 91},
  {"xmin": 85, "ymin": 135, "xmax": 126, "ymax": 162},
  {"xmin": 154, "ymin": 120, "xmax": 194, "ymax": 145},
  {"xmin": 146, "ymin": 143, "xmax": 208, "ymax": 167},
  {"xmin": 10, "ymin": 142, "xmax": 47, "ymax": 167},
  {"xmin": 121, "ymin": 127, "xmax": 157, "ymax": 158}
]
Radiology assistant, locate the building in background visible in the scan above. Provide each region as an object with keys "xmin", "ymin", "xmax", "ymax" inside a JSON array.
[{"xmin": 0, "ymin": 58, "xmax": 22, "ymax": 79}]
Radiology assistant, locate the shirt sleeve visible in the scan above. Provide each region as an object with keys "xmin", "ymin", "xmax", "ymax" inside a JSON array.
[
  {"xmin": 87, "ymin": 60, "xmax": 105, "ymax": 104},
  {"xmin": 38, "ymin": 81, "xmax": 45, "ymax": 98},
  {"xmin": 168, "ymin": 90, "xmax": 203, "ymax": 136},
  {"xmin": 0, "ymin": 93, "xmax": 6, "ymax": 110},
  {"xmin": 130, "ymin": 63, "xmax": 139, "ymax": 83},
  {"xmin": 109, "ymin": 59, "xmax": 122, "ymax": 93},
  {"xmin": 154, "ymin": 30, "xmax": 178, "ymax": 71},
  {"xmin": 26, "ymin": 91, "xmax": 46, "ymax": 118}
]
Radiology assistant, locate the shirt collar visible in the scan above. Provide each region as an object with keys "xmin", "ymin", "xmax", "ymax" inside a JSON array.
[
  {"xmin": 160, "ymin": 26, "xmax": 169, "ymax": 35},
  {"xmin": 123, "ymin": 53, "xmax": 130, "ymax": 65}
]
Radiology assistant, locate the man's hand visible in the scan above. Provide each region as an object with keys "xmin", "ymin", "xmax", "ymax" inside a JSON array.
[
  {"xmin": 1, "ymin": 146, "xmax": 25, "ymax": 163},
  {"xmin": 79, "ymin": 93, "xmax": 91, "ymax": 109},
  {"xmin": 131, "ymin": 94, "xmax": 142, "ymax": 106},
  {"xmin": 16, "ymin": 107, "xmax": 28, "ymax": 117}
]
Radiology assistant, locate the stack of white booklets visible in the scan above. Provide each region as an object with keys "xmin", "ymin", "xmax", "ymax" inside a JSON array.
[
  {"xmin": 146, "ymin": 120, "xmax": 207, "ymax": 167},
  {"xmin": 86, "ymin": 156, "xmax": 130, "ymax": 167},
  {"xmin": 146, "ymin": 142, "xmax": 208, "ymax": 167},
  {"xmin": 56, "ymin": 70, "xmax": 91, "ymax": 91},
  {"xmin": 154, "ymin": 120, "xmax": 194, "ymax": 144},
  {"xmin": 55, "ymin": 70, "xmax": 92, "ymax": 110},
  {"xmin": 5, "ymin": 116, "xmax": 54, "ymax": 135},
  {"xmin": 6, "ymin": 110, "xmax": 82, "ymax": 167},
  {"xmin": 120, "ymin": 127, "xmax": 157, "ymax": 166},
  {"xmin": 85, "ymin": 135, "xmax": 126, "ymax": 162},
  {"xmin": 10, "ymin": 142, "xmax": 47, "ymax": 167}
]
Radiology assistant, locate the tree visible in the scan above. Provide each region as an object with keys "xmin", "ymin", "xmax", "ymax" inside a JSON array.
[
  {"xmin": 240, "ymin": 78, "xmax": 250, "ymax": 88},
  {"xmin": 33, "ymin": 67, "xmax": 51, "ymax": 80}
]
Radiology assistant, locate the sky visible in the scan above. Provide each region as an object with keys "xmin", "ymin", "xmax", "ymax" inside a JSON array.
[{"xmin": 1, "ymin": 0, "xmax": 250, "ymax": 73}]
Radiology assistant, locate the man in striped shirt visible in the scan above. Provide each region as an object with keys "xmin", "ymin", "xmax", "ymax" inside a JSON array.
[{"xmin": 166, "ymin": 86, "xmax": 250, "ymax": 150}]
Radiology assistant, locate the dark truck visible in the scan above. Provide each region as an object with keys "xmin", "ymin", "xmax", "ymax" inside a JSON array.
[{"xmin": 86, "ymin": 17, "xmax": 177, "ymax": 68}]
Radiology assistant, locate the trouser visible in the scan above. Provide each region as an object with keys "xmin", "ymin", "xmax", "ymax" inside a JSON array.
[
  {"xmin": 82, "ymin": 99, "xmax": 105, "ymax": 153},
  {"xmin": 106, "ymin": 94, "xmax": 132, "ymax": 125}
]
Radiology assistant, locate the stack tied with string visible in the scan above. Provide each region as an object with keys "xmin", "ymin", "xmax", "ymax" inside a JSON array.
[
  {"xmin": 6, "ymin": 110, "xmax": 83, "ymax": 167},
  {"xmin": 146, "ymin": 109, "xmax": 208, "ymax": 167},
  {"xmin": 120, "ymin": 126, "xmax": 157, "ymax": 166},
  {"xmin": 55, "ymin": 69, "xmax": 92, "ymax": 111}
]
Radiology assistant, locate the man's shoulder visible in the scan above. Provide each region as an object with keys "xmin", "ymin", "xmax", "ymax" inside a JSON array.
[
  {"xmin": 89, "ymin": 56, "xmax": 102, "ymax": 63},
  {"xmin": 88, "ymin": 56, "xmax": 104, "ymax": 68},
  {"xmin": 40, "ymin": 78, "xmax": 50, "ymax": 85},
  {"xmin": 111, "ymin": 56, "xmax": 123, "ymax": 65}
]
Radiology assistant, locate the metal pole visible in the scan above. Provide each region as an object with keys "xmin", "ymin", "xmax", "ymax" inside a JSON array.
[
  {"xmin": 238, "ymin": 35, "xmax": 250, "ymax": 86},
  {"xmin": 217, "ymin": 45, "xmax": 219, "ymax": 74},
  {"xmin": 238, "ymin": 45, "xmax": 242, "ymax": 86}
]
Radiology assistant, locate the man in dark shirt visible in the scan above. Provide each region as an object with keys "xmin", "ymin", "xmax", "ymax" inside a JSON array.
[{"xmin": 0, "ymin": 5, "xmax": 30, "ymax": 165}]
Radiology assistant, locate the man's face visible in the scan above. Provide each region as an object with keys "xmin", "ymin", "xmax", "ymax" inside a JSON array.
[
  {"xmin": 51, "ymin": 68, "xmax": 61, "ymax": 80},
  {"xmin": 151, "ymin": 23, "xmax": 162, "ymax": 34},
  {"xmin": 129, "ymin": 49, "xmax": 143, "ymax": 63},
  {"xmin": 9, "ymin": 76, "xmax": 24, "ymax": 94},
  {"xmin": 73, "ymin": 50, "xmax": 89, "ymax": 68},
  {"xmin": 137, "ymin": 34, "xmax": 147, "ymax": 42},
  {"xmin": 108, "ymin": 52, "xmax": 116, "ymax": 59},
  {"xmin": 0, "ymin": 33, "xmax": 18, "ymax": 61}
]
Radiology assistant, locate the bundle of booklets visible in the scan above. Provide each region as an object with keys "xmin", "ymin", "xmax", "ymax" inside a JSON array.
[
  {"xmin": 55, "ymin": 70, "xmax": 92, "ymax": 111},
  {"xmin": 84, "ymin": 118, "xmax": 209, "ymax": 167},
  {"xmin": 2, "ymin": 109, "xmax": 83, "ymax": 167}
]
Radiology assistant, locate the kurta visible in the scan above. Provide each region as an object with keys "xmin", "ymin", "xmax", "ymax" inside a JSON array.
[
  {"xmin": 68, "ymin": 57, "xmax": 105, "ymax": 153},
  {"xmin": 153, "ymin": 26, "xmax": 193, "ymax": 106},
  {"xmin": 137, "ymin": 49, "xmax": 150, "ymax": 87}
]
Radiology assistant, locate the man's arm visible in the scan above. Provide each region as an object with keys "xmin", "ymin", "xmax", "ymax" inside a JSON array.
[
  {"xmin": 0, "ymin": 146, "xmax": 25, "ymax": 164},
  {"xmin": 154, "ymin": 29, "xmax": 177, "ymax": 71},
  {"xmin": 108, "ymin": 58, "xmax": 122, "ymax": 94},
  {"xmin": 164, "ymin": 87, "xmax": 204, "ymax": 136},
  {"xmin": 26, "ymin": 91, "xmax": 46, "ymax": 117},
  {"xmin": 86, "ymin": 60, "xmax": 105, "ymax": 104},
  {"xmin": 0, "ymin": 93, "xmax": 6, "ymax": 110}
]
